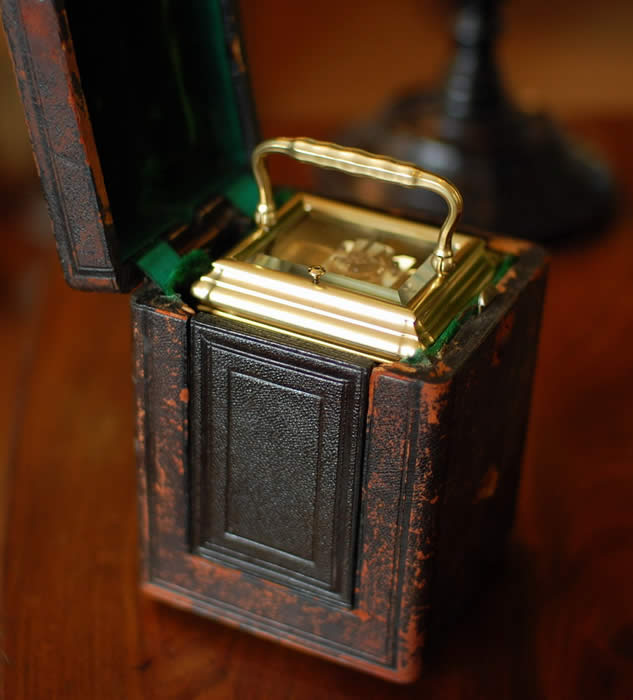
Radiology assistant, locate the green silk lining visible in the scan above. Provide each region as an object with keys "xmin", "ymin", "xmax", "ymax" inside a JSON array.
[{"xmin": 65, "ymin": 0, "xmax": 250, "ymax": 264}]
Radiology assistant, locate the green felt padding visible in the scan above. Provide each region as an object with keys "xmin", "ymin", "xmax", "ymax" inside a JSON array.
[
  {"xmin": 139, "ymin": 185, "xmax": 294, "ymax": 297},
  {"xmin": 136, "ymin": 241, "xmax": 181, "ymax": 294},
  {"xmin": 137, "ymin": 242, "xmax": 214, "ymax": 298},
  {"xmin": 166, "ymin": 249, "xmax": 213, "ymax": 298},
  {"xmin": 138, "ymin": 244, "xmax": 213, "ymax": 298},
  {"xmin": 491, "ymin": 253, "xmax": 516, "ymax": 287}
]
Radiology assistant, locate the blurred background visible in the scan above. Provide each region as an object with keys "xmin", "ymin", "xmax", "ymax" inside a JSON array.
[
  {"xmin": 2, "ymin": 0, "xmax": 633, "ymax": 209},
  {"xmin": 242, "ymin": 0, "xmax": 633, "ymax": 133}
]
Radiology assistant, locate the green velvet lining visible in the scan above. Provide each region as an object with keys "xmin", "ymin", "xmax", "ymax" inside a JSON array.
[
  {"xmin": 136, "ymin": 242, "xmax": 214, "ymax": 298},
  {"xmin": 65, "ymin": 0, "xmax": 250, "ymax": 262},
  {"xmin": 166, "ymin": 249, "xmax": 213, "ymax": 298},
  {"xmin": 137, "ymin": 182, "xmax": 294, "ymax": 296},
  {"xmin": 136, "ymin": 241, "xmax": 182, "ymax": 293}
]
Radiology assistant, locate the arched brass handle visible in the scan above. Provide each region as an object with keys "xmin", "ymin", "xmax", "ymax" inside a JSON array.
[{"xmin": 252, "ymin": 137, "xmax": 463, "ymax": 275}]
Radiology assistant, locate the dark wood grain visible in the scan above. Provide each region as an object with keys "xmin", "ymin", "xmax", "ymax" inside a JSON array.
[
  {"xmin": 0, "ymin": 211, "xmax": 48, "ymax": 698},
  {"xmin": 2, "ymin": 116, "xmax": 633, "ymax": 698}
]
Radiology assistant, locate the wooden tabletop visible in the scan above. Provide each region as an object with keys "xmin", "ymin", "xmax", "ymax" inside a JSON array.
[{"xmin": 2, "ymin": 116, "xmax": 633, "ymax": 699}]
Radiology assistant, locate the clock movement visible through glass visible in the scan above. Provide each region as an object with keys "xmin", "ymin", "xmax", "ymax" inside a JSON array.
[{"xmin": 237, "ymin": 198, "xmax": 443, "ymax": 305}]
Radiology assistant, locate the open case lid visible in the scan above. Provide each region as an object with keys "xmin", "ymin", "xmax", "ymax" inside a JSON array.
[{"xmin": 1, "ymin": 0, "xmax": 258, "ymax": 291}]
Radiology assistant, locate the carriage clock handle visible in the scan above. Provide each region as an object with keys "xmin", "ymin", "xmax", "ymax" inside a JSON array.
[{"xmin": 251, "ymin": 137, "xmax": 463, "ymax": 275}]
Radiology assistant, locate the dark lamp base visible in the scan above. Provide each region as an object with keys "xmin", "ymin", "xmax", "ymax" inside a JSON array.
[{"xmin": 319, "ymin": 90, "xmax": 614, "ymax": 242}]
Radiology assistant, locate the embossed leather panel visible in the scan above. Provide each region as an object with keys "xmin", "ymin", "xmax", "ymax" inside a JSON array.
[{"xmin": 190, "ymin": 315, "xmax": 373, "ymax": 606}]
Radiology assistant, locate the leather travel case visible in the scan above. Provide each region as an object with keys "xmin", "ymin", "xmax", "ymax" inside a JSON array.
[{"xmin": 2, "ymin": 0, "xmax": 547, "ymax": 681}]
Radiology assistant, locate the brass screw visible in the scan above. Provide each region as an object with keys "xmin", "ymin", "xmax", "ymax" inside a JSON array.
[{"xmin": 308, "ymin": 265, "xmax": 326, "ymax": 285}]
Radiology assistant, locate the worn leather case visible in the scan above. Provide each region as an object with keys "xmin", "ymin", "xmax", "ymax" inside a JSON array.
[{"xmin": 2, "ymin": 0, "xmax": 547, "ymax": 682}]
